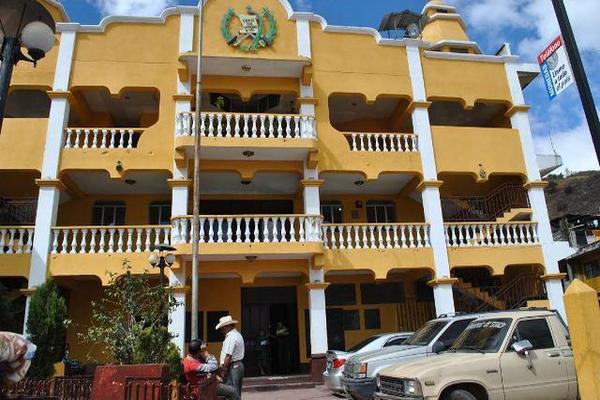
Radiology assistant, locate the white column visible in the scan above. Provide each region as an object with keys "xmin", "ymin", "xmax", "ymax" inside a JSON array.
[
  {"xmin": 24, "ymin": 25, "xmax": 78, "ymax": 333},
  {"xmin": 167, "ymin": 9, "xmax": 196, "ymax": 349},
  {"xmin": 406, "ymin": 43, "xmax": 455, "ymax": 316},
  {"xmin": 169, "ymin": 268, "xmax": 187, "ymax": 356},
  {"xmin": 302, "ymin": 164, "xmax": 322, "ymax": 242},
  {"xmin": 505, "ymin": 61, "xmax": 567, "ymax": 320},
  {"xmin": 307, "ymin": 267, "xmax": 328, "ymax": 356}
]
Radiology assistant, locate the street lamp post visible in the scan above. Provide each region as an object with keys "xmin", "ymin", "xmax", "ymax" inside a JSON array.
[
  {"xmin": 0, "ymin": 0, "xmax": 57, "ymax": 131},
  {"xmin": 148, "ymin": 244, "xmax": 177, "ymax": 288}
]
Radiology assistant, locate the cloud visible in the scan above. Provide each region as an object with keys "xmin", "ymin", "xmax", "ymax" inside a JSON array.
[
  {"xmin": 449, "ymin": 0, "xmax": 600, "ymax": 61},
  {"xmin": 294, "ymin": 0, "xmax": 313, "ymax": 11},
  {"xmin": 88, "ymin": 0, "xmax": 176, "ymax": 17},
  {"xmin": 533, "ymin": 110, "xmax": 600, "ymax": 173}
]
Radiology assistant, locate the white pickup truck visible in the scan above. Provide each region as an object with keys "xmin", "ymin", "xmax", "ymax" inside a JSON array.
[{"xmin": 374, "ymin": 309, "xmax": 578, "ymax": 400}]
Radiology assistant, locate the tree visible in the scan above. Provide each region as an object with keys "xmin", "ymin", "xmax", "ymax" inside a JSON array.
[
  {"xmin": 26, "ymin": 278, "xmax": 69, "ymax": 378},
  {"xmin": 80, "ymin": 261, "xmax": 180, "ymax": 376}
]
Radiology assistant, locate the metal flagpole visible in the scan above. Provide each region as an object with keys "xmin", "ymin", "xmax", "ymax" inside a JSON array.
[
  {"xmin": 552, "ymin": 0, "xmax": 600, "ymax": 163},
  {"xmin": 191, "ymin": 0, "xmax": 204, "ymax": 341}
]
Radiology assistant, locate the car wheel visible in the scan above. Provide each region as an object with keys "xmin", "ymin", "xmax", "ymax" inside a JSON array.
[{"xmin": 445, "ymin": 389, "xmax": 478, "ymax": 400}]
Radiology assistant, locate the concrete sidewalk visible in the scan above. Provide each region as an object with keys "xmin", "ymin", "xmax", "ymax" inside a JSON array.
[{"xmin": 243, "ymin": 385, "xmax": 341, "ymax": 400}]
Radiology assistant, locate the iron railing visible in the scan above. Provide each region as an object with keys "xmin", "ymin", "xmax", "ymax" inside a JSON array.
[
  {"xmin": 441, "ymin": 183, "xmax": 529, "ymax": 222},
  {"xmin": 1, "ymin": 376, "xmax": 93, "ymax": 400},
  {"xmin": 0, "ymin": 198, "xmax": 37, "ymax": 225},
  {"xmin": 454, "ymin": 273, "xmax": 546, "ymax": 313}
]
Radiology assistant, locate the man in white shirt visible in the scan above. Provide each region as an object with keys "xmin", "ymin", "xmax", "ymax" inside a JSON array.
[{"xmin": 216, "ymin": 315, "xmax": 245, "ymax": 396}]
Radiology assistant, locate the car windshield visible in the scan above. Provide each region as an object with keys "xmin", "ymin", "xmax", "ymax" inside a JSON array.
[
  {"xmin": 347, "ymin": 335, "xmax": 381, "ymax": 352},
  {"xmin": 404, "ymin": 321, "xmax": 447, "ymax": 346},
  {"xmin": 451, "ymin": 318, "xmax": 512, "ymax": 353}
]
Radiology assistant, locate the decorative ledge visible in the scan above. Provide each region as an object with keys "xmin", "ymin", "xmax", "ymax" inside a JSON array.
[
  {"xmin": 427, "ymin": 277, "xmax": 459, "ymax": 287},
  {"xmin": 541, "ymin": 273, "xmax": 567, "ymax": 282},
  {"xmin": 35, "ymin": 179, "xmax": 67, "ymax": 191},
  {"xmin": 305, "ymin": 282, "xmax": 330, "ymax": 290},
  {"xmin": 407, "ymin": 101, "xmax": 433, "ymax": 113},
  {"xmin": 167, "ymin": 179, "xmax": 193, "ymax": 189},
  {"xmin": 417, "ymin": 180, "xmax": 444, "ymax": 192},
  {"xmin": 300, "ymin": 179, "xmax": 324, "ymax": 188},
  {"xmin": 505, "ymin": 105, "xmax": 531, "ymax": 118},
  {"xmin": 523, "ymin": 180, "xmax": 549, "ymax": 190},
  {"xmin": 173, "ymin": 94, "xmax": 194, "ymax": 101}
]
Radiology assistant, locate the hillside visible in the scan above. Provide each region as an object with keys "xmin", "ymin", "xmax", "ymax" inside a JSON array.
[{"xmin": 545, "ymin": 170, "xmax": 600, "ymax": 220}]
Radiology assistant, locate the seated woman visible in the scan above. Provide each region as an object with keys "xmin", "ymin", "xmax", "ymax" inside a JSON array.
[{"xmin": 182, "ymin": 339, "xmax": 240, "ymax": 400}]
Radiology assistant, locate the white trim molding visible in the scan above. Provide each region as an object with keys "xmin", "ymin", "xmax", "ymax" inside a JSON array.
[{"xmin": 406, "ymin": 42, "xmax": 455, "ymax": 316}]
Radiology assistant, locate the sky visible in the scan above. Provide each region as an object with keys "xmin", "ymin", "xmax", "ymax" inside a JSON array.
[{"xmin": 57, "ymin": 0, "xmax": 600, "ymax": 173}]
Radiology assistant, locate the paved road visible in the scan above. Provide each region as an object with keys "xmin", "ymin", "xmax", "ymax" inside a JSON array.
[{"xmin": 243, "ymin": 386, "xmax": 342, "ymax": 400}]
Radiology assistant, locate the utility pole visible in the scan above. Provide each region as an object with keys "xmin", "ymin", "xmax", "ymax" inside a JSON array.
[
  {"xmin": 552, "ymin": 0, "xmax": 600, "ymax": 163},
  {"xmin": 191, "ymin": 1, "xmax": 204, "ymax": 341}
]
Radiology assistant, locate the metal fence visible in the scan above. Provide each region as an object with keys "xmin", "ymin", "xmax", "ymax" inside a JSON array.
[{"xmin": 1, "ymin": 376, "xmax": 93, "ymax": 400}]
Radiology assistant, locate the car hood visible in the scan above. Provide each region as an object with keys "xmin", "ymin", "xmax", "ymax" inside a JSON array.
[
  {"xmin": 347, "ymin": 345, "xmax": 426, "ymax": 364},
  {"xmin": 379, "ymin": 352, "xmax": 485, "ymax": 378}
]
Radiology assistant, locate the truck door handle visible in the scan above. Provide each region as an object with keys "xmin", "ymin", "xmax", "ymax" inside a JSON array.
[{"xmin": 547, "ymin": 352, "xmax": 560, "ymax": 358}]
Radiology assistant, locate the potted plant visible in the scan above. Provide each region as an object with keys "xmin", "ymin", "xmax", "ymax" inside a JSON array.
[{"xmin": 79, "ymin": 261, "xmax": 181, "ymax": 400}]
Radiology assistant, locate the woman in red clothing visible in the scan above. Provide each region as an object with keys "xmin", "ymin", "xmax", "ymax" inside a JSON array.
[{"xmin": 182, "ymin": 340, "xmax": 240, "ymax": 400}]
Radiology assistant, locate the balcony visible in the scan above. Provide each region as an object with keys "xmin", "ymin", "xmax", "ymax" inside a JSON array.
[
  {"xmin": 344, "ymin": 133, "xmax": 418, "ymax": 153},
  {"xmin": 63, "ymin": 128, "xmax": 143, "ymax": 149},
  {"xmin": 175, "ymin": 111, "xmax": 317, "ymax": 161},
  {"xmin": 0, "ymin": 227, "xmax": 34, "ymax": 254},
  {"xmin": 322, "ymin": 223, "xmax": 429, "ymax": 249},
  {"xmin": 445, "ymin": 222, "xmax": 539, "ymax": 247},
  {"xmin": 51, "ymin": 225, "xmax": 171, "ymax": 254},
  {"xmin": 172, "ymin": 215, "xmax": 321, "ymax": 244},
  {"xmin": 176, "ymin": 112, "xmax": 316, "ymax": 139}
]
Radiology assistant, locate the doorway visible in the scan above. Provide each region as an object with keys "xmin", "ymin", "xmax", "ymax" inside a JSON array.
[{"xmin": 242, "ymin": 287, "xmax": 300, "ymax": 377}]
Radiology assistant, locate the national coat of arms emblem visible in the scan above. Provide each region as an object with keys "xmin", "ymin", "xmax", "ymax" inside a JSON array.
[{"xmin": 221, "ymin": 6, "xmax": 278, "ymax": 52}]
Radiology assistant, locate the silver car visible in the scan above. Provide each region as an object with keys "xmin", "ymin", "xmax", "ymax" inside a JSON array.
[{"xmin": 323, "ymin": 332, "xmax": 412, "ymax": 395}]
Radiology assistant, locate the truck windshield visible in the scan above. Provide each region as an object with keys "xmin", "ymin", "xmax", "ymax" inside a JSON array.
[
  {"xmin": 404, "ymin": 321, "xmax": 447, "ymax": 346},
  {"xmin": 451, "ymin": 318, "xmax": 512, "ymax": 353}
]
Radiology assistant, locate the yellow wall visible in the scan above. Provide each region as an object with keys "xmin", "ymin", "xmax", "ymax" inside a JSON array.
[
  {"xmin": 320, "ymin": 194, "xmax": 425, "ymax": 224},
  {"xmin": 0, "ymin": 119, "xmax": 49, "ymax": 171},
  {"xmin": 422, "ymin": 57, "xmax": 512, "ymax": 107},
  {"xmin": 432, "ymin": 126, "xmax": 528, "ymax": 179},
  {"xmin": 57, "ymin": 194, "xmax": 171, "ymax": 226},
  {"xmin": 563, "ymin": 280, "xmax": 600, "ymax": 400}
]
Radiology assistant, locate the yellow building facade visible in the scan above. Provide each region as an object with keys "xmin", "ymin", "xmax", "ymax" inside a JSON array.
[{"xmin": 0, "ymin": 0, "xmax": 575, "ymax": 377}]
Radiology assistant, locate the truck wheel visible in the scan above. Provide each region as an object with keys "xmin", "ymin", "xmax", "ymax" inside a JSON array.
[{"xmin": 445, "ymin": 389, "xmax": 478, "ymax": 400}]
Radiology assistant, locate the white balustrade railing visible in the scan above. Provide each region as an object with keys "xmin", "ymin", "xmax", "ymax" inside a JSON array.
[
  {"xmin": 63, "ymin": 128, "xmax": 143, "ymax": 149},
  {"xmin": 172, "ymin": 215, "xmax": 322, "ymax": 244},
  {"xmin": 445, "ymin": 222, "xmax": 539, "ymax": 247},
  {"xmin": 345, "ymin": 133, "xmax": 418, "ymax": 152},
  {"xmin": 51, "ymin": 226, "xmax": 171, "ymax": 254},
  {"xmin": 322, "ymin": 223, "xmax": 430, "ymax": 250},
  {"xmin": 0, "ymin": 227, "xmax": 34, "ymax": 254},
  {"xmin": 176, "ymin": 112, "xmax": 317, "ymax": 139}
]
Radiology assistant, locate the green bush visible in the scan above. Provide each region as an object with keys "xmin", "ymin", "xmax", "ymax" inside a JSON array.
[
  {"xmin": 80, "ymin": 261, "xmax": 180, "ymax": 370},
  {"xmin": 26, "ymin": 278, "xmax": 69, "ymax": 378}
]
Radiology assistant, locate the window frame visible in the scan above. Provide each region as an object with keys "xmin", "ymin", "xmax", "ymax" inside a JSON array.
[
  {"xmin": 366, "ymin": 201, "xmax": 396, "ymax": 223},
  {"xmin": 149, "ymin": 201, "xmax": 172, "ymax": 225},
  {"xmin": 92, "ymin": 201, "xmax": 126, "ymax": 226},
  {"xmin": 321, "ymin": 201, "xmax": 344, "ymax": 224}
]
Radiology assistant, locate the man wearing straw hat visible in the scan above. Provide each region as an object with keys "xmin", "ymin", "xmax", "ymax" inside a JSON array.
[{"xmin": 216, "ymin": 315, "xmax": 245, "ymax": 396}]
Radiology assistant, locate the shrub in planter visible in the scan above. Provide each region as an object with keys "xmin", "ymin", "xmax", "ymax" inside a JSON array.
[
  {"xmin": 26, "ymin": 278, "xmax": 69, "ymax": 378},
  {"xmin": 79, "ymin": 261, "xmax": 180, "ymax": 369}
]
